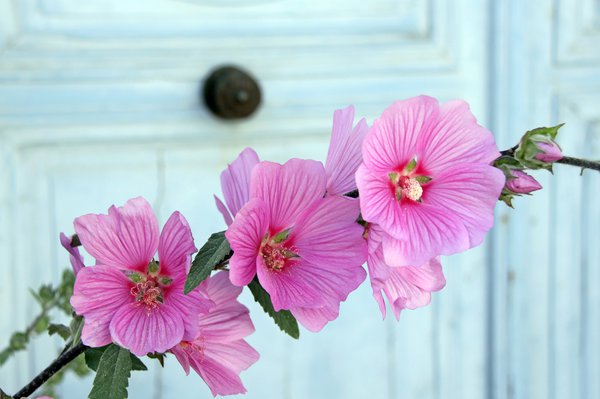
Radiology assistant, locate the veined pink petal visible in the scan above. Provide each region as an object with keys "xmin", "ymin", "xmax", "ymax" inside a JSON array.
[
  {"xmin": 198, "ymin": 272, "xmax": 255, "ymax": 342},
  {"xmin": 379, "ymin": 206, "xmax": 469, "ymax": 267},
  {"xmin": 226, "ymin": 199, "xmax": 269, "ymax": 286},
  {"xmin": 165, "ymin": 279, "xmax": 212, "ymax": 342},
  {"xmin": 192, "ymin": 356, "xmax": 248, "ymax": 397},
  {"xmin": 60, "ymin": 232, "xmax": 85, "ymax": 276},
  {"xmin": 157, "ymin": 211, "xmax": 197, "ymax": 277},
  {"xmin": 170, "ymin": 344, "xmax": 192, "ymax": 375},
  {"xmin": 214, "ymin": 195, "xmax": 233, "ymax": 227},
  {"xmin": 368, "ymin": 238, "xmax": 445, "ymax": 320},
  {"xmin": 362, "ymin": 96, "xmax": 439, "ymax": 173},
  {"xmin": 291, "ymin": 305, "xmax": 340, "ymax": 333},
  {"xmin": 355, "ymin": 165, "xmax": 409, "ymax": 240},
  {"xmin": 424, "ymin": 163, "xmax": 505, "ymax": 249},
  {"xmin": 74, "ymin": 197, "xmax": 159, "ymax": 272},
  {"xmin": 325, "ymin": 105, "xmax": 368, "ymax": 196},
  {"xmin": 110, "ymin": 302, "xmax": 185, "ymax": 356},
  {"xmin": 291, "ymin": 196, "xmax": 367, "ymax": 267},
  {"xmin": 256, "ymin": 255, "xmax": 321, "ymax": 311},
  {"xmin": 203, "ymin": 340, "xmax": 260, "ymax": 375},
  {"xmin": 220, "ymin": 147, "xmax": 260, "ymax": 219},
  {"xmin": 249, "ymin": 159, "xmax": 327, "ymax": 231},
  {"xmin": 70, "ymin": 266, "xmax": 131, "ymax": 348},
  {"xmin": 419, "ymin": 100, "xmax": 501, "ymax": 173}
]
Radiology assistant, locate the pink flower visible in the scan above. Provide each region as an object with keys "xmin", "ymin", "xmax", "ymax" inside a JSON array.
[
  {"xmin": 356, "ymin": 96, "xmax": 505, "ymax": 266},
  {"xmin": 534, "ymin": 140, "xmax": 563, "ymax": 163},
  {"xmin": 505, "ymin": 169, "xmax": 542, "ymax": 194},
  {"xmin": 324, "ymin": 105, "xmax": 368, "ymax": 196},
  {"xmin": 366, "ymin": 225, "xmax": 445, "ymax": 319},
  {"xmin": 226, "ymin": 159, "xmax": 367, "ymax": 332},
  {"xmin": 170, "ymin": 271, "xmax": 259, "ymax": 397},
  {"xmin": 59, "ymin": 232, "xmax": 85, "ymax": 276},
  {"xmin": 70, "ymin": 197, "xmax": 211, "ymax": 356},
  {"xmin": 214, "ymin": 148, "xmax": 260, "ymax": 226}
]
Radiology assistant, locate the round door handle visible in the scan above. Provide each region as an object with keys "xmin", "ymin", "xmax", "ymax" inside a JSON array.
[{"xmin": 202, "ymin": 66, "xmax": 262, "ymax": 120}]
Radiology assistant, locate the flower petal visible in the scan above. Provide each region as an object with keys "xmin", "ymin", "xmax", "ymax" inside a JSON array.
[
  {"xmin": 214, "ymin": 195, "xmax": 233, "ymax": 227},
  {"xmin": 356, "ymin": 165, "xmax": 409, "ymax": 241},
  {"xmin": 291, "ymin": 196, "xmax": 367, "ymax": 267},
  {"xmin": 362, "ymin": 95, "xmax": 439, "ymax": 173},
  {"xmin": 60, "ymin": 232, "xmax": 85, "ymax": 276},
  {"xmin": 368, "ymin": 241, "xmax": 445, "ymax": 320},
  {"xmin": 203, "ymin": 340, "xmax": 260, "ymax": 375},
  {"xmin": 424, "ymin": 163, "xmax": 504, "ymax": 249},
  {"xmin": 157, "ymin": 211, "xmax": 197, "ymax": 277},
  {"xmin": 379, "ymin": 206, "xmax": 469, "ymax": 267},
  {"xmin": 325, "ymin": 105, "xmax": 368, "ymax": 196},
  {"xmin": 419, "ymin": 100, "xmax": 500, "ymax": 173},
  {"xmin": 70, "ymin": 266, "xmax": 131, "ymax": 348},
  {"xmin": 220, "ymin": 147, "xmax": 260, "ymax": 218},
  {"xmin": 291, "ymin": 305, "xmax": 340, "ymax": 333},
  {"xmin": 225, "ymin": 199, "xmax": 269, "ymax": 286},
  {"xmin": 198, "ymin": 272, "xmax": 255, "ymax": 342},
  {"xmin": 165, "ymin": 279, "xmax": 212, "ymax": 341},
  {"xmin": 74, "ymin": 197, "xmax": 159, "ymax": 271},
  {"xmin": 192, "ymin": 356, "xmax": 248, "ymax": 397},
  {"xmin": 109, "ymin": 302, "xmax": 185, "ymax": 356},
  {"xmin": 249, "ymin": 159, "xmax": 327, "ymax": 231}
]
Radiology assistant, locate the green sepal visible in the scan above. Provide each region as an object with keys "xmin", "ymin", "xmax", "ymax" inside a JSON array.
[
  {"xmin": 514, "ymin": 124, "xmax": 564, "ymax": 170},
  {"xmin": 147, "ymin": 260, "xmax": 160, "ymax": 275},
  {"xmin": 404, "ymin": 158, "xmax": 418, "ymax": 173},
  {"xmin": 147, "ymin": 352, "xmax": 166, "ymax": 368},
  {"xmin": 125, "ymin": 271, "xmax": 145, "ymax": 284},
  {"xmin": 414, "ymin": 175, "xmax": 432, "ymax": 184},
  {"xmin": 272, "ymin": 229, "xmax": 291, "ymax": 244}
]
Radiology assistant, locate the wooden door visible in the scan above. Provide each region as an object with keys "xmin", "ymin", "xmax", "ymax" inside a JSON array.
[{"xmin": 1, "ymin": 0, "xmax": 597, "ymax": 398}]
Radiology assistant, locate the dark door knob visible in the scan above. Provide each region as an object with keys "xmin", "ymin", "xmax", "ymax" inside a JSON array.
[{"xmin": 202, "ymin": 66, "xmax": 262, "ymax": 120}]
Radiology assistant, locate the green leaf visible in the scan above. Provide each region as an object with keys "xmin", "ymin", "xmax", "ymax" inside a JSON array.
[
  {"xmin": 69, "ymin": 315, "xmax": 85, "ymax": 349},
  {"xmin": 184, "ymin": 231, "xmax": 231, "ymax": 294},
  {"xmin": 248, "ymin": 279, "xmax": 299, "ymax": 339},
  {"xmin": 48, "ymin": 323, "xmax": 72, "ymax": 341},
  {"xmin": 88, "ymin": 345, "xmax": 133, "ymax": 399},
  {"xmin": 9, "ymin": 332, "xmax": 29, "ymax": 350},
  {"xmin": 85, "ymin": 345, "xmax": 147, "ymax": 372}
]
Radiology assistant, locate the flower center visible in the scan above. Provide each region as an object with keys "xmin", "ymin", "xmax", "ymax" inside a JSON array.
[
  {"xmin": 260, "ymin": 230, "xmax": 298, "ymax": 272},
  {"xmin": 126, "ymin": 260, "xmax": 173, "ymax": 312},
  {"xmin": 130, "ymin": 279, "xmax": 163, "ymax": 310},
  {"xmin": 389, "ymin": 157, "xmax": 431, "ymax": 203}
]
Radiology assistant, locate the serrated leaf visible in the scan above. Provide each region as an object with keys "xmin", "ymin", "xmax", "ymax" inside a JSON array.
[
  {"xmin": 184, "ymin": 231, "xmax": 231, "ymax": 294},
  {"xmin": 48, "ymin": 323, "xmax": 72, "ymax": 340},
  {"xmin": 85, "ymin": 345, "xmax": 147, "ymax": 372},
  {"xmin": 248, "ymin": 279, "xmax": 299, "ymax": 339},
  {"xmin": 88, "ymin": 345, "xmax": 132, "ymax": 399}
]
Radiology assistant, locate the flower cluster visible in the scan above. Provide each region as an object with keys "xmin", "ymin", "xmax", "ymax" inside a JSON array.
[{"xmin": 63, "ymin": 95, "xmax": 516, "ymax": 396}]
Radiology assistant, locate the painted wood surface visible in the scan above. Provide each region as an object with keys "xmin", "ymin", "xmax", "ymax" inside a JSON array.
[{"xmin": 0, "ymin": 0, "xmax": 598, "ymax": 398}]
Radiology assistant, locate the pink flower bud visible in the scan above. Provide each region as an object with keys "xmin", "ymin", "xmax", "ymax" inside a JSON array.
[
  {"xmin": 535, "ymin": 141, "xmax": 563, "ymax": 162},
  {"xmin": 505, "ymin": 170, "xmax": 542, "ymax": 194}
]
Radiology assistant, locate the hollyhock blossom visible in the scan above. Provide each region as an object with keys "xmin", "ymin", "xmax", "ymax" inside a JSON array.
[
  {"xmin": 170, "ymin": 271, "xmax": 259, "ymax": 397},
  {"xmin": 366, "ymin": 225, "xmax": 445, "ymax": 319},
  {"xmin": 356, "ymin": 95, "xmax": 505, "ymax": 267},
  {"xmin": 70, "ymin": 197, "xmax": 211, "ymax": 356},
  {"xmin": 226, "ymin": 159, "xmax": 367, "ymax": 332},
  {"xmin": 505, "ymin": 169, "xmax": 542, "ymax": 194},
  {"xmin": 324, "ymin": 105, "xmax": 368, "ymax": 196},
  {"xmin": 214, "ymin": 148, "xmax": 260, "ymax": 226},
  {"xmin": 59, "ymin": 233, "xmax": 85, "ymax": 276}
]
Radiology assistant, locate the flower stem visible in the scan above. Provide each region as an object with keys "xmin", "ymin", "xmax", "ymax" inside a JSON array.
[
  {"xmin": 499, "ymin": 146, "xmax": 599, "ymax": 172},
  {"xmin": 12, "ymin": 342, "xmax": 87, "ymax": 399}
]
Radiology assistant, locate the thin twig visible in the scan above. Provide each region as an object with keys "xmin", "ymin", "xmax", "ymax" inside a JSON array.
[{"xmin": 12, "ymin": 342, "xmax": 88, "ymax": 399}]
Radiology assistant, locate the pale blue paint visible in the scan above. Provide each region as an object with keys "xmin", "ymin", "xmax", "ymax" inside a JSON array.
[{"xmin": 0, "ymin": 0, "xmax": 598, "ymax": 398}]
